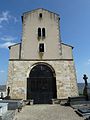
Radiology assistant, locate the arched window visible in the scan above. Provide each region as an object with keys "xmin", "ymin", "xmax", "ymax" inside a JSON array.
[
  {"xmin": 42, "ymin": 28, "xmax": 45, "ymax": 38},
  {"xmin": 39, "ymin": 13, "xmax": 42, "ymax": 18},
  {"xmin": 38, "ymin": 28, "xmax": 41, "ymax": 38}
]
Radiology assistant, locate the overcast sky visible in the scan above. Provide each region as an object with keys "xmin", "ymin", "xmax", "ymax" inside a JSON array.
[{"xmin": 0, "ymin": 0, "xmax": 90, "ymax": 84}]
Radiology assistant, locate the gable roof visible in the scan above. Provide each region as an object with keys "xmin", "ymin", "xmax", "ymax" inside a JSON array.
[
  {"xmin": 8, "ymin": 43, "xmax": 21, "ymax": 49},
  {"xmin": 61, "ymin": 43, "xmax": 74, "ymax": 49},
  {"xmin": 22, "ymin": 8, "xmax": 59, "ymax": 17}
]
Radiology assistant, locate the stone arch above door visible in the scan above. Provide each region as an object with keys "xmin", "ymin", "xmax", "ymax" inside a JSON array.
[{"xmin": 27, "ymin": 62, "xmax": 57, "ymax": 104}]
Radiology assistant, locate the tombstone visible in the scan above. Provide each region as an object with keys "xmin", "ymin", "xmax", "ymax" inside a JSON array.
[
  {"xmin": 83, "ymin": 74, "xmax": 88, "ymax": 86},
  {"xmin": 1, "ymin": 92, "xmax": 3, "ymax": 99},
  {"xmin": 5, "ymin": 87, "xmax": 11, "ymax": 99},
  {"xmin": 85, "ymin": 116, "xmax": 90, "ymax": 120},
  {"xmin": 83, "ymin": 74, "xmax": 90, "ymax": 100},
  {"xmin": 7, "ymin": 87, "xmax": 10, "ymax": 96},
  {"xmin": 0, "ymin": 103, "xmax": 8, "ymax": 116}
]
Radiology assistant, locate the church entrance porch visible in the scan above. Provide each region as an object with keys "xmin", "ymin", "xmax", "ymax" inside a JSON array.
[{"xmin": 27, "ymin": 63, "xmax": 57, "ymax": 104}]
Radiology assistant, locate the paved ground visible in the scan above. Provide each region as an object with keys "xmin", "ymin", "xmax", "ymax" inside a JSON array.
[{"xmin": 13, "ymin": 104, "xmax": 84, "ymax": 120}]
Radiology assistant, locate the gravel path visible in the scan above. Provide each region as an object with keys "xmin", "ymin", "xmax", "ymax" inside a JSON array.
[{"xmin": 13, "ymin": 104, "xmax": 84, "ymax": 120}]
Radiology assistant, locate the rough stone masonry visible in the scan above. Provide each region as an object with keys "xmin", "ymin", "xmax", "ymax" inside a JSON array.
[{"xmin": 7, "ymin": 8, "xmax": 78, "ymax": 102}]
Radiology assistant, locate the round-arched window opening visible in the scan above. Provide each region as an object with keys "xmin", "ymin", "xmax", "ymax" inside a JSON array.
[
  {"xmin": 38, "ymin": 28, "xmax": 41, "ymax": 37},
  {"xmin": 39, "ymin": 13, "xmax": 42, "ymax": 18},
  {"xmin": 42, "ymin": 28, "xmax": 45, "ymax": 38}
]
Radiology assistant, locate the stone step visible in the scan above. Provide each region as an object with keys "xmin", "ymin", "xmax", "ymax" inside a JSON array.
[
  {"xmin": 68, "ymin": 96, "xmax": 86, "ymax": 102},
  {"xmin": 65, "ymin": 96, "xmax": 87, "ymax": 106}
]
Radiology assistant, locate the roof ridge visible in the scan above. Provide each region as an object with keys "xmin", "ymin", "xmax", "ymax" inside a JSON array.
[{"xmin": 22, "ymin": 8, "xmax": 59, "ymax": 16}]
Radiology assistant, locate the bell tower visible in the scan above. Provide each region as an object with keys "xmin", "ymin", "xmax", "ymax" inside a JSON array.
[{"xmin": 21, "ymin": 8, "xmax": 62, "ymax": 59}]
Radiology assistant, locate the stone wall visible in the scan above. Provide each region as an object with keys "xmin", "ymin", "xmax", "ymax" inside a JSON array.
[{"xmin": 7, "ymin": 60, "xmax": 78, "ymax": 100}]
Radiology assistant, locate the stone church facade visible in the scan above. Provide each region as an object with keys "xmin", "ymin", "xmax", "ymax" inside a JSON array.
[{"xmin": 7, "ymin": 8, "xmax": 78, "ymax": 103}]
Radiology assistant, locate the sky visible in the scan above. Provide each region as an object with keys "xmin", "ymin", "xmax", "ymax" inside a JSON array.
[{"xmin": 0, "ymin": 0, "xmax": 90, "ymax": 84}]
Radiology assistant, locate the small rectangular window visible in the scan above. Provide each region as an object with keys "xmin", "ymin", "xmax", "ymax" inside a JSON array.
[{"xmin": 39, "ymin": 43, "xmax": 44, "ymax": 52}]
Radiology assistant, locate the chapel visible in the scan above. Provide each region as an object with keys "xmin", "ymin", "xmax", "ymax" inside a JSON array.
[{"xmin": 7, "ymin": 8, "xmax": 78, "ymax": 104}]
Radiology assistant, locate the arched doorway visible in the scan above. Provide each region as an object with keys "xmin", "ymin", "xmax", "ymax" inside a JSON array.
[{"xmin": 27, "ymin": 63, "xmax": 57, "ymax": 104}]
